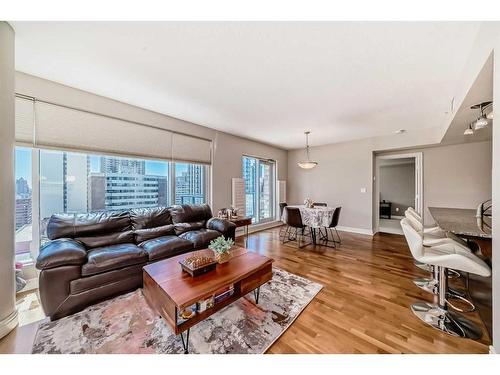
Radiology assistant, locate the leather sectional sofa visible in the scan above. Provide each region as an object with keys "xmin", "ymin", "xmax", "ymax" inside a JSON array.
[{"xmin": 36, "ymin": 204, "xmax": 236, "ymax": 320}]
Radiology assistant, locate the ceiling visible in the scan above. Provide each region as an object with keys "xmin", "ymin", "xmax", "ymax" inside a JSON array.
[
  {"xmin": 12, "ymin": 22, "xmax": 481, "ymax": 150},
  {"xmin": 441, "ymin": 53, "xmax": 493, "ymax": 145}
]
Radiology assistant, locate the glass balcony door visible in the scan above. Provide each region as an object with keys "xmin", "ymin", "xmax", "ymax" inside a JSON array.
[{"xmin": 242, "ymin": 156, "xmax": 275, "ymax": 224}]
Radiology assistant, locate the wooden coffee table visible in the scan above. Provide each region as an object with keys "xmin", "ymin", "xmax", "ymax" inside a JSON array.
[{"xmin": 143, "ymin": 246, "xmax": 273, "ymax": 353}]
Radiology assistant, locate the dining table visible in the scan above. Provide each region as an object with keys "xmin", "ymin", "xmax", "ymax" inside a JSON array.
[
  {"xmin": 428, "ymin": 206, "xmax": 493, "ymax": 339},
  {"xmin": 284, "ymin": 205, "xmax": 337, "ymax": 244}
]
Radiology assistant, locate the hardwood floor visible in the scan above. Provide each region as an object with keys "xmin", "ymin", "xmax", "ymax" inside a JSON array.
[
  {"xmin": 244, "ymin": 227, "xmax": 490, "ymax": 354},
  {"xmin": 0, "ymin": 227, "xmax": 491, "ymax": 354}
]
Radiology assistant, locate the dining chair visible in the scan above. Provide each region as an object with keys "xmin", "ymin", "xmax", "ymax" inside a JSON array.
[
  {"xmin": 319, "ymin": 206, "xmax": 342, "ymax": 248},
  {"xmin": 278, "ymin": 202, "xmax": 288, "ymax": 239},
  {"xmin": 282, "ymin": 206, "xmax": 311, "ymax": 248}
]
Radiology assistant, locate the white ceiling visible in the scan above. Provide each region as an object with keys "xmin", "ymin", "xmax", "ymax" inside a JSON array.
[{"xmin": 12, "ymin": 22, "xmax": 481, "ymax": 149}]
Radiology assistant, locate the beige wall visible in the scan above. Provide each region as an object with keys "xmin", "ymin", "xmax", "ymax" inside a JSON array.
[
  {"xmin": 288, "ymin": 139, "xmax": 492, "ymax": 232},
  {"xmin": 379, "ymin": 162, "xmax": 415, "ymax": 216},
  {"xmin": 288, "ymin": 138, "xmax": 374, "ymax": 231},
  {"xmin": 15, "ymin": 72, "xmax": 287, "ymax": 219},
  {"xmin": 419, "ymin": 142, "xmax": 491, "ymax": 224}
]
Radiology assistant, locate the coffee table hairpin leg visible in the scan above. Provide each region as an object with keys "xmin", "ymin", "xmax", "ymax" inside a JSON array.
[
  {"xmin": 253, "ymin": 286, "xmax": 261, "ymax": 304},
  {"xmin": 180, "ymin": 328, "xmax": 190, "ymax": 354}
]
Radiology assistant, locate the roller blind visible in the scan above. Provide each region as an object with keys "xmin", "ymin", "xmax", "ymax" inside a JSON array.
[
  {"xmin": 15, "ymin": 97, "xmax": 35, "ymax": 146},
  {"xmin": 172, "ymin": 132, "xmax": 212, "ymax": 164},
  {"xmin": 15, "ymin": 96, "xmax": 212, "ymax": 164}
]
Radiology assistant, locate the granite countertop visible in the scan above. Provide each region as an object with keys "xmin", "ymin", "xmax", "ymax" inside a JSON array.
[{"xmin": 428, "ymin": 207, "xmax": 492, "ymax": 239}]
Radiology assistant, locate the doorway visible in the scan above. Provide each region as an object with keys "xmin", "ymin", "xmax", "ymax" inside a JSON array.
[{"xmin": 374, "ymin": 153, "xmax": 423, "ymax": 235}]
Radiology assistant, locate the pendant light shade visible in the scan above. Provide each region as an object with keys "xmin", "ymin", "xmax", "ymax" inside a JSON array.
[
  {"xmin": 474, "ymin": 116, "xmax": 488, "ymax": 130},
  {"xmin": 464, "ymin": 124, "xmax": 474, "ymax": 135},
  {"xmin": 297, "ymin": 131, "xmax": 318, "ymax": 169}
]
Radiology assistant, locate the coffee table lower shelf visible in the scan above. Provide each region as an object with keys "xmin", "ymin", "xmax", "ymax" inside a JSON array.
[{"xmin": 143, "ymin": 260, "xmax": 272, "ymax": 354}]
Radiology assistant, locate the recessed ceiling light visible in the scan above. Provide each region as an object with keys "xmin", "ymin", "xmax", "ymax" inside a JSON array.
[{"xmin": 395, "ymin": 129, "xmax": 406, "ymax": 134}]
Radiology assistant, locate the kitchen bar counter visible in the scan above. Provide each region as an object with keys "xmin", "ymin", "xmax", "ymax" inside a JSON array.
[
  {"xmin": 428, "ymin": 206, "xmax": 492, "ymax": 339},
  {"xmin": 428, "ymin": 207, "xmax": 491, "ymax": 239}
]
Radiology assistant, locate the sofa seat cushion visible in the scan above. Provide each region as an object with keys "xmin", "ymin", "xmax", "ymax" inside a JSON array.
[
  {"xmin": 82, "ymin": 243, "xmax": 148, "ymax": 276},
  {"xmin": 140, "ymin": 235, "xmax": 193, "ymax": 261},
  {"xmin": 179, "ymin": 229, "xmax": 221, "ymax": 249}
]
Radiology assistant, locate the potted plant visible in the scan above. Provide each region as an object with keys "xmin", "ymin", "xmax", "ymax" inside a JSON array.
[{"xmin": 209, "ymin": 236, "xmax": 235, "ymax": 264}]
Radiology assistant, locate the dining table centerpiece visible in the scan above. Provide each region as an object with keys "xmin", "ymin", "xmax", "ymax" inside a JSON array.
[
  {"xmin": 304, "ymin": 198, "xmax": 314, "ymax": 208},
  {"xmin": 209, "ymin": 236, "xmax": 235, "ymax": 264}
]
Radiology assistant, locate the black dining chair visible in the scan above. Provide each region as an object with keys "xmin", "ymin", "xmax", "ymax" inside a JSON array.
[
  {"xmin": 282, "ymin": 206, "xmax": 311, "ymax": 248},
  {"xmin": 278, "ymin": 202, "xmax": 288, "ymax": 239},
  {"xmin": 320, "ymin": 207, "xmax": 342, "ymax": 248}
]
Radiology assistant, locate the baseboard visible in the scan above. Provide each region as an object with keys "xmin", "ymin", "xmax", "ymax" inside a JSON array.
[
  {"xmin": 235, "ymin": 221, "xmax": 283, "ymax": 237},
  {"xmin": 0, "ymin": 309, "xmax": 19, "ymax": 340},
  {"xmin": 336, "ymin": 226, "xmax": 374, "ymax": 236},
  {"xmin": 378, "ymin": 227, "xmax": 403, "ymax": 235},
  {"xmin": 489, "ymin": 345, "xmax": 497, "ymax": 354}
]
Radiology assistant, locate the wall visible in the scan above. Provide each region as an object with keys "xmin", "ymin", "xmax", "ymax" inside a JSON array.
[
  {"xmin": 0, "ymin": 22, "xmax": 17, "ymax": 339},
  {"xmin": 15, "ymin": 72, "xmax": 288, "ymax": 218},
  {"xmin": 379, "ymin": 162, "xmax": 415, "ymax": 216},
  {"xmin": 380, "ymin": 141, "xmax": 492, "ymax": 225},
  {"xmin": 288, "ymin": 138, "xmax": 374, "ymax": 232}
]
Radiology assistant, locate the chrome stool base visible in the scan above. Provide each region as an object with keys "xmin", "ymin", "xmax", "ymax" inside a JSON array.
[
  {"xmin": 414, "ymin": 261, "xmax": 431, "ymax": 272},
  {"xmin": 413, "ymin": 278, "xmax": 437, "ymax": 294},
  {"xmin": 411, "ymin": 302, "xmax": 482, "ymax": 340}
]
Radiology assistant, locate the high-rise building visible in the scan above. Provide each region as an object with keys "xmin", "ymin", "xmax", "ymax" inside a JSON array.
[
  {"xmin": 89, "ymin": 172, "xmax": 160, "ymax": 211},
  {"xmin": 40, "ymin": 150, "xmax": 90, "ymax": 220},
  {"xmin": 88, "ymin": 173, "xmax": 106, "ymax": 211},
  {"xmin": 100, "ymin": 156, "xmax": 145, "ymax": 175},
  {"xmin": 15, "ymin": 197, "xmax": 32, "ymax": 230},
  {"xmin": 16, "ymin": 177, "xmax": 31, "ymax": 197},
  {"xmin": 156, "ymin": 176, "xmax": 169, "ymax": 206},
  {"xmin": 175, "ymin": 164, "xmax": 205, "ymax": 205}
]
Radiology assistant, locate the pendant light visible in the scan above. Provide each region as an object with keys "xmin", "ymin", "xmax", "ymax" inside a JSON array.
[
  {"xmin": 464, "ymin": 123, "xmax": 474, "ymax": 135},
  {"xmin": 471, "ymin": 101, "xmax": 492, "ymax": 130},
  {"xmin": 297, "ymin": 131, "xmax": 318, "ymax": 169}
]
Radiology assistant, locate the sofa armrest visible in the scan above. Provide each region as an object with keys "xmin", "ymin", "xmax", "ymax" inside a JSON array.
[
  {"xmin": 36, "ymin": 238, "xmax": 87, "ymax": 270},
  {"xmin": 206, "ymin": 218, "xmax": 236, "ymax": 240}
]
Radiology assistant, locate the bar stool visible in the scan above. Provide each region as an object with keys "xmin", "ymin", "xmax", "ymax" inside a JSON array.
[
  {"xmin": 403, "ymin": 212, "xmax": 471, "ymax": 300},
  {"xmin": 401, "ymin": 218, "xmax": 491, "ymax": 339}
]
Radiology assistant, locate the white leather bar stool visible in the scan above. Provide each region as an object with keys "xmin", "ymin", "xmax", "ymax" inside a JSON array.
[
  {"xmin": 403, "ymin": 213, "xmax": 472, "ymax": 300},
  {"xmin": 401, "ymin": 218, "xmax": 491, "ymax": 339},
  {"xmin": 407, "ymin": 207, "xmax": 469, "ymax": 247}
]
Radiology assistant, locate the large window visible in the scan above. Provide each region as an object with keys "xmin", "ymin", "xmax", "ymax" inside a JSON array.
[
  {"xmin": 15, "ymin": 147, "xmax": 210, "ymax": 251},
  {"xmin": 242, "ymin": 156, "xmax": 275, "ymax": 224},
  {"xmin": 15, "ymin": 147, "xmax": 33, "ymax": 263}
]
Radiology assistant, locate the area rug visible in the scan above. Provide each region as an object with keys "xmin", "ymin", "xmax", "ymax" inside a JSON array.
[{"xmin": 32, "ymin": 268, "xmax": 322, "ymax": 354}]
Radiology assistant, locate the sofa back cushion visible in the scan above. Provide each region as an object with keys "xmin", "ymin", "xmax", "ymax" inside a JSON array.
[
  {"xmin": 170, "ymin": 204, "xmax": 213, "ymax": 224},
  {"xmin": 75, "ymin": 230, "xmax": 135, "ymax": 249},
  {"xmin": 130, "ymin": 207, "xmax": 172, "ymax": 230},
  {"xmin": 47, "ymin": 211, "xmax": 132, "ymax": 241},
  {"xmin": 173, "ymin": 221, "xmax": 206, "ymax": 236},
  {"xmin": 135, "ymin": 224, "xmax": 175, "ymax": 243}
]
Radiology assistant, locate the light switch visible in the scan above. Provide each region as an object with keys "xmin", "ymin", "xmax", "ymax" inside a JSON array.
[{"xmin": 360, "ymin": 187, "xmax": 367, "ymax": 193}]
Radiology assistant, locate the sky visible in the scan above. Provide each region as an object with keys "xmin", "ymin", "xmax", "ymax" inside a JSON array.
[{"xmin": 15, "ymin": 148, "xmax": 32, "ymax": 187}]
